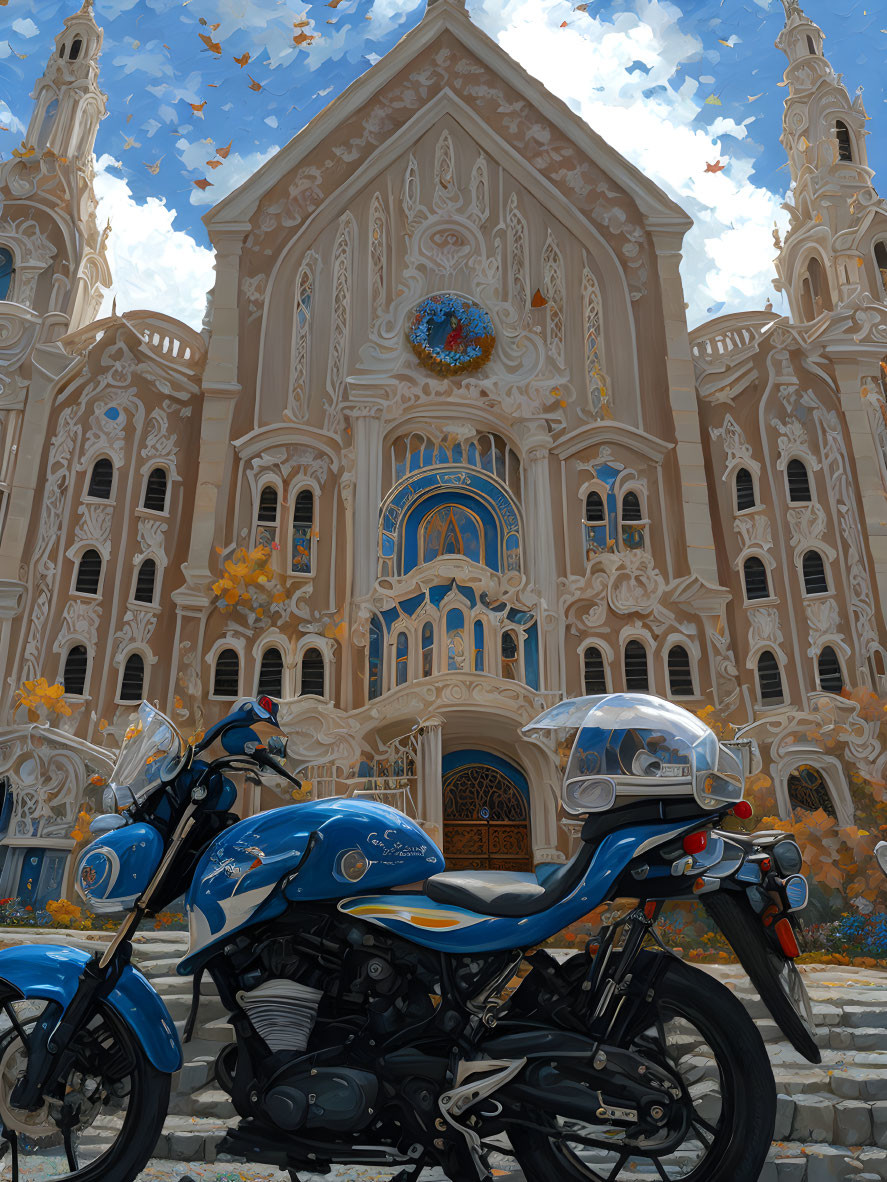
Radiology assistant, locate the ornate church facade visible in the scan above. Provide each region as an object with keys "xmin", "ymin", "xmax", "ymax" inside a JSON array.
[{"xmin": 1, "ymin": 0, "xmax": 886, "ymax": 904}]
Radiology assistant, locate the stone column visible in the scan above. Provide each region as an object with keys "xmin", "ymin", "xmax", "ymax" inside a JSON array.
[
  {"xmin": 348, "ymin": 403, "xmax": 385, "ymax": 601},
  {"xmin": 838, "ymin": 361, "xmax": 887, "ymax": 619},
  {"xmin": 417, "ymin": 717, "xmax": 443, "ymax": 849},
  {"xmin": 519, "ymin": 422, "xmax": 560, "ymax": 694}
]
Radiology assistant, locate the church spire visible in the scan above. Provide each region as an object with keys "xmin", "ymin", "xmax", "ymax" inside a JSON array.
[
  {"xmin": 771, "ymin": 0, "xmax": 886, "ymax": 321},
  {"xmin": 25, "ymin": 0, "xmax": 107, "ymax": 159}
]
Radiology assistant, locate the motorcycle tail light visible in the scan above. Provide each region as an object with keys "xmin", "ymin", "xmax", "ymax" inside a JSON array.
[
  {"xmin": 258, "ymin": 695, "xmax": 275, "ymax": 713},
  {"xmin": 775, "ymin": 918, "xmax": 800, "ymax": 959},
  {"xmin": 732, "ymin": 801, "xmax": 753, "ymax": 820},
  {"xmin": 683, "ymin": 831, "xmax": 708, "ymax": 856}
]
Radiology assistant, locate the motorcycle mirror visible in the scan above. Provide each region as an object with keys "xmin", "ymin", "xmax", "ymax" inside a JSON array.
[{"xmin": 875, "ymin": 841, "xmax": 887, "ymax": 878}]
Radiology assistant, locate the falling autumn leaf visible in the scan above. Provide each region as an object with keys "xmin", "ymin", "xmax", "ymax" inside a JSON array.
[
  {"xmin": 704, "ymin": 94, "xmax": 722, "ymax": 106},
  {"xmin": 144, "ymin": 158, "xmax": 163, "ymax": 173},
  {"xmin": 233, "ymin": 51, "xmax": 250, "ymax": 67},
  {"xmin": 210, "ymin": 21, "xmax": 221, "ymax": 29},
  {"xmin": 12, "ymin": 143, "xmax": 36, "ymax": 158},
  {"xmin": 704, "ymin": 159, "xmax": 726, "ymax": 173},
  {"xmin": 247, "ymin": 75, "xmax": 262, "ymax": 91},
  {"xmin": 531, "ymin": 289, "xmax": 548, "ymax": 308},
  {"xmin": 560, "ymin": 20, "xmax": 568, "ymax": 26},
  {"xmin": 747, "ymin": 92, "xmax": 764, "ymax": 102},
  {"xmin": 190, "ymin": 101, "xmax": 207, "ymax": 117},
  {"xmin": 193, "ymin": 177, "xmax": 213, "ymax": 190},
  {"xmin": 717, "ymin": 38, "xmax": 734, "ymax": 47},
  {"xmin": 216, "ymin": 139, "xmax": 233, "ymax": 158},
  {"xmin": 293, "ymin": 30, "xmax": 316, "ymax": 44},
  {"xmin": 206, "ymin": 159, "xmax": 223, "ymax": 169},
  {"xmin": 199, "ymin": 33, "xmax": 222, "ymax": 53},
  {"xmin": 327, "ymin": 0, "xmax": 346, "ymax": 6}
]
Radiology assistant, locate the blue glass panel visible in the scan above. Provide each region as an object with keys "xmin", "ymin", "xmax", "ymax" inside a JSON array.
[
  {"xmin": 0, "ymin": 250, "xmax": 13, "ymax": 301},
  {"xmin": 395, "ymin": 633, "xmax": 409, "ymax": 687},
  {"xmin": 446, "ymin": 609, "xmax": 465, "ymax": 671},
  {"xmin": 451, "ymin": 443, "xmax": 463, "ymax": 463},
  {"xmin": 524, "ymin": 623, "xmax": 540, "ymax": 691},
  {"xmin": 421, "ymin": 505, "xmax": 483, "ymax": 564},
  {"xmin": 380, "ymin": 606, "xmax": 401, "ymax": 632},
  {"xmin": 422, "ymin": 622, "xmax": 434, "ymax": 677},
  {"xmin": 505, "ymin": 533, "xmax": 520, "ymax": 572},
  {"xmin": 399, "ymin": 593, "xmax": 425, "ymax": 617},
  {"xmin": 381, "ymin": 535, "xmax": 395, "ymax": 558},
  {"xmin": 474, "ymin": 620, "xmax": 485, "ymax": 672},
  {"xmin": 369, "ymin": 616, "xmax": 383, "ymax": 700},
  {"xmin": 429, "ymin": 583, "xmax": 454, "ymax": 608},
  {"xmin": 454, "ymin": 584, "xmax": 477, "ymax": 607}
]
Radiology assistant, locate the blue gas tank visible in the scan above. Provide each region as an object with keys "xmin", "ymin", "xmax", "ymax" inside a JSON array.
[{"xmin": 179, "ymin": 798, "xmax": 445, "ymax": 974}]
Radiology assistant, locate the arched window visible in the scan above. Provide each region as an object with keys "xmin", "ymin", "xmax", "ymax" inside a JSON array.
[
  {"xmin": 256, "ymin": 485, "xmax": 279, "ymax": 549},
  {"xmin": 300, "ymin": 648, "xmax": 325, "ymax": 697},
  {"xmin": 585, "ymin": 491, "xmax": 605, "ymax": 522},
  {"xmin": 668, "ymin": 646, "xmax": 695, "ymax": 697},
  {"xmin": 446, "ymin": 609, "xmax": 465, "ymax": 672},
  {"xmin": 583, "ymin": 646, "xmax": 607, "ymax": 695},
  {"xmin": 63, "ymin": 645, "xmax": 88, "ymax": 695},
  {"xmin": 395, "ymin": 633, "xmax": 409, "ymax": 687},
  {"xmin": 787, "ymin": 458, "xmax": 812, "ymax": 503},
  {"xmin": 86, "ymin": 458, "xmax": 113, "ymax": 500},
  {"xmin": 804, "ymin": 256, "xmax": 832, "ymax": 315},
  {"xmin": 119, "ymin": 654, "xmax": 145, "ymax": 703},
  {"xmin": 802, "ymin": 550, "xmax": 828, "ymax": 595},
  {"xmin": 624, "ymin": 640, "xmax": 649, "ymax": 691},
  {"xmin": 0, "ymin": 248, "xmax": 14, "ymax": 302},
  {"xmin": 620, "ymin": 491, "xmax": 645, "ymax": 550},
  {"xmin": 75, "ymin": 549, "xmax": 102, "ymax": 595},
  {"xmin": 69, "ymin": 37, "xmax": 82, "ymax": 60},
  {"xmin": 735, "ymin": 467, "xmax": 755, "ymax": 512},
  {"xmin": 757, "ymin": 650, "xmax": 784, "ymax": 703},
  {"xmin": 875, "ymin": 241, "xmax": 887, "ymax": 297},
  {"xmin": 817, "ymin": 646, "xmax": 844, "ymax": 693},
  {"xmin": 369, "ymin": 617, "xmax": 384, "ymax": 700},
  {"xmin": 473, "ymin": 620, "xmax": 485, "ymax": 673},
  {"xmin": 142, "ymin": 468, "xmax": 168, "ymax": 513},
  {"xmin": 257, "ymin": 647, "xmax": 284, "ymax": 697},
  {"xmin": 806, "ymin": 34, "xmax": 816, "ymax": 54},
  {"xmin": 835, "ymin": 120, "xmax": 853, "ymax": 162},
  {"xmin": 133, "ymin": 558, "xmax": 156, "ymax": 604},
  {"xmin": 743, "ymin": 556, "xmax": 770, "ymax": 601},
  {"xmin": 213, "ymin": 648, "xmax": 240, "ymax": 698},
  {"xmin": 501, "ymin": 630, "xmax": 519, "ymax": 680},
  {"xmin": 788, "ymin": 765, "xmax": 836, "ymax": 818},
  {"xmin": 421, "ymin": 622, "xmax": 434, "ymax": 678},
  {"xmin": 292, "ymin": 489, "xmax": 314, "ymax": 575}
]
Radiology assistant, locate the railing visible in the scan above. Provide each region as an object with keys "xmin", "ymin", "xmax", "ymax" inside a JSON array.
[
  {"xmin": 60, "ymin": 310, "xmax": 207, "ymax": 377},
  {"xmin": 689, "ymin": 313, "xmax": 777, "ymax": 368}
]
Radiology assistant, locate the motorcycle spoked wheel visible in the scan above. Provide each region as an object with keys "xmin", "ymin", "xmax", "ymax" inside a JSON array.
[
  {"xmin": 507, "ymin": 956, "xmax": 776, "ymax": 1182},
  {"xmin": 0, "ymin": 991, "xmax": 171, "ymax": 1182}
]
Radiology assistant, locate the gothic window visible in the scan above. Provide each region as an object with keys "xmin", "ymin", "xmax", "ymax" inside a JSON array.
[
  {"xmin": 133, "ymin": 558, "xmax": 156, "ymax": 604},
  {"xmin": 817, "ymin": 646, "xmax": 844, "ymax": 693},
  {"xmin": 143, "ymin": 467, "xmax": 168, "ymax": 513},
  {"xmin": 213, "ymin": 649, "xmax": 240, "ymax": 698},
  {"xmin": 806, "ymin": 34, "xmax": 816, "ymax": 54},
  {"xmin": 421, "ymin": 623, "xmax": 434, "ymax": 678},
  {"xmin": 542, "ymin": 232, "xmax": 566, "ymax": 368},
  {"xmin": 788, "ymin": 764, "xmax": 836, "ymax": 818},
  {"xmin": 327, "ymin": 215, "xmax": 354, "ymax": 406},
  {"xmin": 506, "ymin": 194, "xmax": 529, "ymax": 314},
  {"xmin": 369, "ymin": 617, "xmax": 383, "ymax": 700},
  {"xmin": 300, "ymin": 648, "xmax": 325, "ymax": 697},
  {"xmin": 620, "ymin": 491, "xmax": 645, "ymax": 550},
  {"xmin": 802, "ymin": 550, "xmax": 829, "ymax": 595},
  {"xmin": 0, "ymin": 248, "xmax": 14, "ymax": 301},
  {"xmin": 257, "ymin": 647, "xmax": 284, "ymax": 697},
  {"xmin": 583, "ymin": 646, "xmax": 607, "ymax": 694},
  {"xmin": 757, "ymin": 650, "xmax": 784, "ymax": 703},
  {"xmin": 421, "ymin": 505, "xmax": 483, "ymax": 565},
  {"xmin": 63, "ymin": 645, "xmax": 88, "ymax": 695},
  {"xmin": 370, "ymin": 195, "xmax": 387, "ymax": 317},
  {"xmin": 292, "ymin": 489, "xmax": 314, "ymax": 575},
  {"xmin": 668, "ymin": 646, "xmax": 695, "ymax": 697},
  {"xmin": 586, "ymin": 491, "xmax": 605, "ymax": 522},
  {"xmin": 624, "ymin": 640, "xmax": 649, "ymax": 691},
  {"xmin": 803, "ymin": 256, "xmax": 832, "ymax": 316},
  {"xmin": 874, "ymin": 241, "xmax": 887, "ymax": 297},
  {"xmin": 473, "ymin": 620, "xmax": 485, "ymax": 673},
  {"xmin": 70, "ymin": 37, "xmax": 82, "ymax": 60},
  {"xmin": 119, "ymin": 654, "xmax": 145, "ymax": 703},
  {"xmin": 75, "ymin": 549, "xmax": 102, "ymax": 595},
  {"xmin": 446, "ymin": 609, "xmax": 465, "ymax": 672},
  {"xmin": 584, "ymin": 490, "xmax": 607, "ymax": 557},
  {"xmin": 835, "ymin": 120, "xmax": 853, "ymax": 162},
  {"xmin": 582, "ymin": 268, "xmax": 606, "ymax": 418},
  {"xmin": 291, "ymin": 264, "xmax": 312, "ymax": 418},
  {"xmin": 86, "ymin": 458, "xmax": 113, "ymax": 500},
  {"xmin": 786, "ymin": 458, "xmax": 812, "ymax": 502},
  {"xmin": 395, "ymin": 633, "xmax": 409, "ymax": 687},
  {"xmin": 501, "ymin": 630, "xmax": 519, "ymax": 681},
  {"xmin": 256, "ymin": 485, "xmax": 279, "ymax": 549},
  {"xmin": 743, "ymin": 557, "xmax": 770, "ymax": 601},
  {"xmin": 735, "ymin": 467, "xmax": 756, "ymax": 511}
]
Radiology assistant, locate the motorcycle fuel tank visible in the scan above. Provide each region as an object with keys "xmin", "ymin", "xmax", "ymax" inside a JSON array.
[
  {"xmin": 179, "ymin": 798, "xmax": 445, "ymax": 974},
  {"xmin": 75, "ymin": 822, "xmax": 164, "ymax": 915}
]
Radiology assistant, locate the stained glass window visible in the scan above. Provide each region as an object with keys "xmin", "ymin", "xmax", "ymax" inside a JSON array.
[
  {"xmin": 501, "ymin": 630, "xmax": 518, "ymax": 681},
  {"xmin": 0, "ymin": 248, "xmax": 14, "ymax": 302},
  {"xmin": 256, "ymin": 486, "xmax": 279, "ymax": 549},
  {"xmin": 421, "ymin": 506, "xmax": 483, "ymax": 565},
  {"xmin": 395, "ymin": 633, "xmax": 409, "ymax": 686},
  {"xmin": 369, "ymin": 617, "xmax": 383, "ymax": 700},
  {"xmin": 788, "ymin": 765, "xmax": 835, "ymax": 818},
  {"xmin": 292, "ymin": 489, "xmax": 314, "ymax": 574},
  {"xmin": 473, "ymin": 620, "xmax": 485, "ymax": 672},
  {"xmin": 421, "ymin": 622, "xmax": 434, "ymax": 678},
  {"xmin": 446, "ymin": 609, "xmax": 465, "ymax": 671}
]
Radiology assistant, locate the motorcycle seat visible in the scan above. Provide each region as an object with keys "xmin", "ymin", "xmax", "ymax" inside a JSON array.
[{"xmin": 423, "ymin": 841, "xmax": 595, "ymax": 918}]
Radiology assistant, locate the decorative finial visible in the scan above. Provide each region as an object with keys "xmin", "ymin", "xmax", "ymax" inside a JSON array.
[
  {"xmin": 780, "ymin": 0, "xmax": 802, "ymax": 17},
  {"xmin": 79, "ymin": 0, "xmax": 94, "ymax": 11},
  {"xmin": 111, "ymin": 295, "xmax": 117, "ymax": 317}
]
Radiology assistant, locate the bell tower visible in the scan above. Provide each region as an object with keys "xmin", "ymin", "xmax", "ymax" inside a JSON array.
[
  {"xmin": 25, "ymin": 0, "xmax": 106, "ymax": 161},
  {"xmin": 772, "ymin": 0, "xmax": 887, "ymax": 319}
]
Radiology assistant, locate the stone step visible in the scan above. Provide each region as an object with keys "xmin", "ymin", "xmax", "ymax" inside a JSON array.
[
  {"xmin": 180, "ymin": 1015, "xmax": 235, "ymax": 1043},
  {"xmin": 175, "ymin": 1086, "xmax": 237, "ymax": 1119}
]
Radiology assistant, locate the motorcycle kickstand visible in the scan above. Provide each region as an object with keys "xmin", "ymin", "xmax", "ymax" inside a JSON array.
[{"xmin": 0, "ymin": 1126, "xmax": 18, "ymax": 1182}]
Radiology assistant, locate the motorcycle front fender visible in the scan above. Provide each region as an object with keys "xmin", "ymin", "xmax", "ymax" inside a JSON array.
[{"xmin": 0, "ymin": 944, "xmax": 182, "ymax": 1073}]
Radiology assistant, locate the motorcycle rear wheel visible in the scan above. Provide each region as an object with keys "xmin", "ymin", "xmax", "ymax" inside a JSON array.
[
  {"xmin": 508, "ymin": 955, "xmax": 775, "ymax": 1182},
  {"xmin": 0, "ymin": 991, "xmax": 171, "ymax": 1182}
]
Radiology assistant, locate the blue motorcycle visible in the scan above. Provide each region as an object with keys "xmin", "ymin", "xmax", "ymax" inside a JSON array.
[{"xmin": 0, "ymin": 693, "xmax": 817, "ymax": 1182}]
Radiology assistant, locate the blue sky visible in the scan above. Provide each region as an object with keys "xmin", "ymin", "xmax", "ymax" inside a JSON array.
[{"xmin": 1, "ymin": 0, "xmax": 884, "ymax": 329}]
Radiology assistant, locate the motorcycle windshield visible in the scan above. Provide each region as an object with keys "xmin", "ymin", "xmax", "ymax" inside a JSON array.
[{"xmin": 109, "ymin": 702, "xmax": 185, "ymax": 807}]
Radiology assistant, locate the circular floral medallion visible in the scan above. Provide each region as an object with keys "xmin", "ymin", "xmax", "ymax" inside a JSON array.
[{"xmin": 407, "ymin": 293, "xmax": 495, "ymax": 376}]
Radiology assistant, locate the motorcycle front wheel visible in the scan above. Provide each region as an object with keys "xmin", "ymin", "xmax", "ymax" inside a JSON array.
[
  {"xmin": 0, "ymin": 990, "xmax": 171, "ymax": 1182},
  {"xmin": 508, "ymin": 955, "xmax": 776, "ymax": 1182}
]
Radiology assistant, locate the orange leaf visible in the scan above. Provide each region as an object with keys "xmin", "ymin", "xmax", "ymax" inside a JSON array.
[
  {"xmin": 190, "ymin": 101, "xmax": 207, "ymax": 116},
  {"xmin": 198, "ymin": 33, "xmax": 222, "ymax": 53},
  {"xmin": 216, "ymin": 139, "xmax": 233, "ymax": 158},
  {"xmin": 247, "ymin": 76, "xmax": 262, "ymax": 91},
  {"xmin": 206, "ymin": 159, "xmax": 223, "ymax": 168},
  {"xmin": 193, "ymin": 178, "xmax": 213, "ymax": 190},
  {"xmin": 531, "ymin": 289, "xmax": 548, "ymax": 308},
  {"xmin": 233, "ymin": 52, "xmax": 250, "ymax": 67}
]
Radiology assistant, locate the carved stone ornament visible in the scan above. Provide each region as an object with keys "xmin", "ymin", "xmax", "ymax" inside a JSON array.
[
  {"xmin": 786, "ymin": 502, "xmax": 836, "ymax": 559},
  {"xmin": 734, "ymin": 513, "xmax": 772, "ymax": 555},
  {"xmin": 0, "ymin": 728, "xmax": 112, "ymax": 841},
  {"xmin": 709, "ymin": 414, "xmax": 759, "ymax": 474},
  {"xmin": 774, "ymin": 414, "xmax": 817, "ymax": 470},
  {"xmin": 114, "ymin": 608, "xmax": 158, "ymax": 657},
  {"xmin": 804, "ymin": 597, "xmax": 845, "ymax": 657},
  {"xmin": 248, "ymin": 446, "xmax": 334, "ymax": 488},
  {"xmin": 607, "ymin": 550, "xmax": 666, "ymax": 616},
  {"xmin": 54, "ymin": 598, "xmax": 102, "ymax": 652}
]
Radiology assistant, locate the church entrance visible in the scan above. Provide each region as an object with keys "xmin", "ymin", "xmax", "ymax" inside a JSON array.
[{"xmin": 441, "ymin": 751, "xmax": 531, "ymax": 872}]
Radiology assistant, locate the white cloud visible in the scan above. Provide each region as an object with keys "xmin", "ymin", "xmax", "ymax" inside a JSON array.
[
  {"xmin": 471, "ymin": 0, "xmax": 791, "ymax": 325},
  {"xmin": 93, "ymin": 154, "xmax": 215, "ymax": 331},
  {"xmin": 12, "ymin": 18, "xmax": 39, "ymax": 37},
  {"xmin": 0, "ymin": 103, "xmax": 26, "ymax": 135},
  {"xmin": 175, "ymin": 139, "xmax": 280, "ymax": 206}
]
